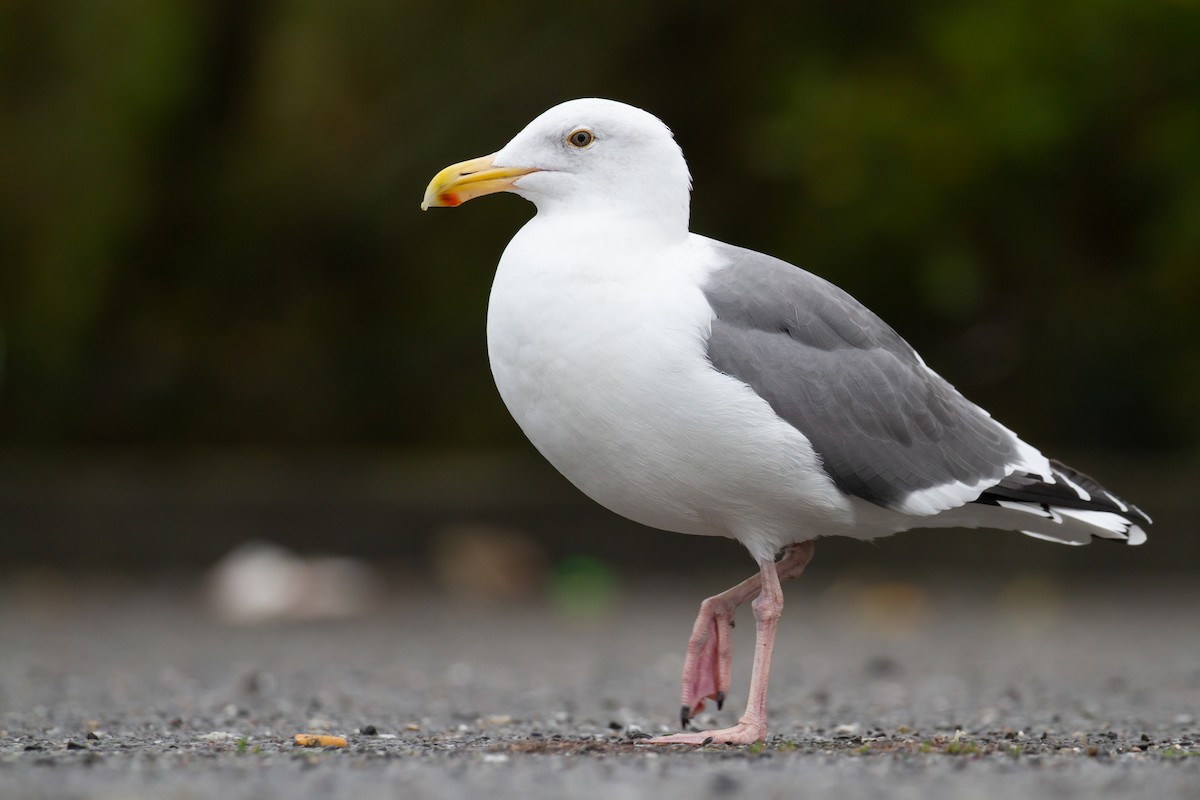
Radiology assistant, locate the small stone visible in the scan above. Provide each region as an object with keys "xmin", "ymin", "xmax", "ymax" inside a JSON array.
[
  {"xmin": 65, "ymin": 740, "xmax": 87, "ymax": 751},
  {"xmin": 361, "ymin": 725, "xmax": 378, "ymax": 736},
  {"xmin": 85, "ymin": 731, "xmax": 101, "ymax": 741},
  {"xmin": 608, "ymin": 721, "xmax": 623, "ymax": 731},
  {"xmin": 242, "ymin": 670, "xmax": 278, "ymax": 696},
  {"xmin": 864, "ymin": 655, "xmax": 900, "ymax": 678},
  {"xmin": 711, "ymin": 774, "xmax": 739, "ymax": 793}
]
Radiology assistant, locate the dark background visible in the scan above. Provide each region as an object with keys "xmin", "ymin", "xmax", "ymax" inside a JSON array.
[{"xmin": 1, "ymin": 0, "xmax": 1196, "ymax": 578}]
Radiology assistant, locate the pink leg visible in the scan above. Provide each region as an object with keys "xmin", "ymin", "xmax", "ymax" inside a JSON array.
[
  {"xmin": 647, "ymin": 541, "xmax": 814, "ymax": 745},
  {"xmin": 675, "ymin": 542, "xmax": 814, "ymax": 726}
]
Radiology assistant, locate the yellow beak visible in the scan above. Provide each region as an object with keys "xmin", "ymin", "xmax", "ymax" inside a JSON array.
[{"xmin": 420, "ymin": 153, "xmax": 538, "ymax": 210}]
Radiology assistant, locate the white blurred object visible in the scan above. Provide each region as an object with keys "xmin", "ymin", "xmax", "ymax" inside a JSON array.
[{"xmin": 207, "ymin": 542, "xmax": 380, "ymax": 623}]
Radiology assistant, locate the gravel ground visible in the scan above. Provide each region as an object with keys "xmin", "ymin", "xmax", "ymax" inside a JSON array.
[{"xmin": 1, "ymin": 573, "xmax": 1198, "ymax": 799}]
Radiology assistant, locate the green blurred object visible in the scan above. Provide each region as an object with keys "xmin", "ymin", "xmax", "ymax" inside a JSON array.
[{"xmin": 548, "ymin": 556, "xmax": 620, "ymax": 618}]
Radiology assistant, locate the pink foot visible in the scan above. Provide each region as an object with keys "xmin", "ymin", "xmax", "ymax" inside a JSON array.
[
  {"xmin": 644, "ymin": 721, "xmax": 766, "ymax": 746},
  {"xmin": 680, "ymin": 594, "xmax": 740, "ymax": 722}
]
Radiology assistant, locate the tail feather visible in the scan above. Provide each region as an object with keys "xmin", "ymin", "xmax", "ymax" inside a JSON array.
[{"xmin": 974, "ymin": 459, "xmax": 1150, "ymax": 546}]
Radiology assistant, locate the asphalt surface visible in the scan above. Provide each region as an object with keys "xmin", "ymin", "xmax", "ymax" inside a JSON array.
[{"xmin": 2, "ymin": 572, "xmax": 1198, "ymax": 799}]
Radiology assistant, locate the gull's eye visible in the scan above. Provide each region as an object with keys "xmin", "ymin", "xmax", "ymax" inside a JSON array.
[{"xmin": 567, "ymin": 128, "xmax": 595, "ymax": 148}]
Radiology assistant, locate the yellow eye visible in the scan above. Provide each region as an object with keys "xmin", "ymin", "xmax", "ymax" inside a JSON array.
[{"xmin": 567, "ymin": 129, "xmax": 595, "ymax": 148}]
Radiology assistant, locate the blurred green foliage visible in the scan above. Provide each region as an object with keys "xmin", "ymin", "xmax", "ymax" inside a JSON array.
[
  {"xmin": 0, "ymin": 0, "xmax": 1196, "ymax": 449},
  {"xmin": 548, "ymin": 555, "xmax": 620, "ymax": 618}
]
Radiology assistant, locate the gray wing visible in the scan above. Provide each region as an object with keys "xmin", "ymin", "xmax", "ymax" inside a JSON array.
[{"xmin": 702, "ymin": 242, "xmax": 1019, "ymax": 513}]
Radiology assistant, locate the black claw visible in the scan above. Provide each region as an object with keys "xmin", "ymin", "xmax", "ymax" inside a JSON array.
[
  {"xmin": 680, "ymin": 705, "xmax": 691, "ymax": 729},
  {"xmin": 716, "ymin": 691, "xmax": 725, "ymax": 711},
  {"xmin": 702, "ymin": 736, "xmax": 715, "ymax": 745}
]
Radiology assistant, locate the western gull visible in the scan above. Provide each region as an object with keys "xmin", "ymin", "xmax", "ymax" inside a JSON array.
[{"xmin": 421, "ymin": 98, "xmax": 1151, "ymax": 745}]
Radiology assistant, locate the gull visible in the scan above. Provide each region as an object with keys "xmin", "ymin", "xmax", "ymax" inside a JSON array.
[{"xmin": 421, "ymin": 98, "xmax": 1150, "ymax": 745}]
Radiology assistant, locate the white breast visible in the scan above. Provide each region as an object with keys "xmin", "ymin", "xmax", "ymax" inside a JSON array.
[{"xmin": 485, "ymin": 217, "xmax": 849, "ymax": 560}]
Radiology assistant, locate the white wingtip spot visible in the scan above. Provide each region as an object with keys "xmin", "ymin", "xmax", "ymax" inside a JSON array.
[
  {"xmin": 1102, "ymin": 490, "xmax": 1128, "ymax": 513},
  {"xmin": 1054, "ymin": 471, "xmax": 1091, "ymax": 502},
  {"xmin": 1125, "ymin": 525, "xmax": 1148, "ymax": 546}
]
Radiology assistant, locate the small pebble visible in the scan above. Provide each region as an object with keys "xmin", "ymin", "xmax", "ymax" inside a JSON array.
[
  {"xmin": 865, "ymin": 655, "xmax": 901, "ymax": 677},
  {"xmin": 361, "ymin": 725, "xmax": 378, "ymax": 736},
  {"xmin": 711, "ymin": 774, "xmax": 739, "ymax": 793},
  {"xmin": 65, "ymin": 740, "xmax": 87, "ymax": 751}
]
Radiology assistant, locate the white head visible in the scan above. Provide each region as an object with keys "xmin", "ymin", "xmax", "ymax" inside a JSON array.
[{"xmin": 422, "ymin": 99, "xmax": 692, "ymax": 232}]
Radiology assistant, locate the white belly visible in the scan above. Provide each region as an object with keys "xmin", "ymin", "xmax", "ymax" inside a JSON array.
[{"xmin": 485, "ymin": 222, "xmax": 848, "ymax": 560}]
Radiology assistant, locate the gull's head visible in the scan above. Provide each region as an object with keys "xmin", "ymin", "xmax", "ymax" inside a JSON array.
[{"xmin": 422, "ymin": 98, "xmax": 691, "ymax": 228}]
